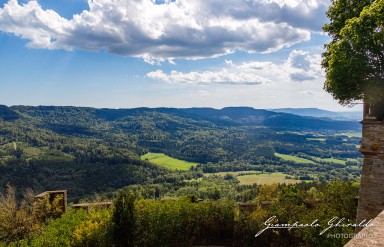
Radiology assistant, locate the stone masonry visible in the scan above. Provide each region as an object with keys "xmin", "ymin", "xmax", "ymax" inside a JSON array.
[{"xmin": 356, "ymin": 118, "xmax": 384, "ymax": 231}]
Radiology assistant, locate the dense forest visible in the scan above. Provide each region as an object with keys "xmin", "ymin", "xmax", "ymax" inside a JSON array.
[
  {"xmin": 0, "ymin": 105, "xmax": 362, "ymax": 201},
  {"xmin": 0, "ymin": 105, "xmax": 364, "ymax": 246},
  {"xmin": 1, "ymin": 181, "xmax": 359, "ymax": 247}
]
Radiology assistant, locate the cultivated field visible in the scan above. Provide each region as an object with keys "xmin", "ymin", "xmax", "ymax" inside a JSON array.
[
  {"xmin": 141, "ymin": 152, "xmax": 198, "ymax": 170},
  {"xmin": 207, "ymin": 171, "xmax": 302, "ymax": 185},
  {"xmin": 274, "ymin": 153, "xmax": 315, "ymax": 164},
  {"xmin": 237, "ymin": 172, "xmax": 302, "ymax": 185}
]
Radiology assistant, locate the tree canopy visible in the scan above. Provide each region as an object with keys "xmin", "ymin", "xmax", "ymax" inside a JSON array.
[{"xmin": 322, "ymin": 0, "xmax": 384, "ymax": 105}]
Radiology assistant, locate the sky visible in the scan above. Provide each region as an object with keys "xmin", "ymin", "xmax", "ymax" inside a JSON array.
[{"xmin": 0, "ymin": 0, "xmax": 362, "ymax": 111}]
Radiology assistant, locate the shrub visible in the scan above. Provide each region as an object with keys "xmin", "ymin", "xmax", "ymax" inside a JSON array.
[
  {"xmin": 71, "ymin": 208, "xmax": 113, "ymax": 247},
  {"xmin": 0, "ymin": 186, "xmax": 36, "ymax": 244},
  {"xmin": 112, "ymin": 191, "xmax": 136, "ymax": 247}
]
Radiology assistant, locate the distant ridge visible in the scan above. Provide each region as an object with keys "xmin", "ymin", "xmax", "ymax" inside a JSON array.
[
  {"xmin": 270, "ymin": 108, "xmax": 362, "ymax": 121},
  {"xmin": 3, "ymin": 105, "xmax": 361, "ymax": 132}
]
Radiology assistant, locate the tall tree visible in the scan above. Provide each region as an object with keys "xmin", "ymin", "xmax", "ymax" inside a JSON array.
[{"xmin": 322, "ymin": 0, "xmax": 384, "ymax": 117}]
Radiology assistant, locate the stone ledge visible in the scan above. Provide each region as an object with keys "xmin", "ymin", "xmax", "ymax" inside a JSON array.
[
  {"xmin": 361, "ymin": 119, "xmax": 384, "ymax": 125},
  {"xmin": 345, "ymin": 210, "xmax": 384, "ymax": 246}
]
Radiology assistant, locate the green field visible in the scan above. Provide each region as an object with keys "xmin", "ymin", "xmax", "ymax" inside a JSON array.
[
  {"xmin": 347, "ymin": 158, "xmax": 360, "ymax": 163},
  {"xmin": 204, "ymin": 171, "xmax": 261, "ymax": 177},
  {"xmin": 274, "ymin": 153, "xmax": 315, "ymax": 164},
  {"xmin": 336, "ymin": 132, "xmax": 362, "ymax": 138},
  {"xmin": 320, "ymin": 157, "xmax": 345, "ymax": 165},
  {"xmin": 306, "ymin": 138, "xmax": 326, "ymax": 142},
  {"xmin": 237, "ymin": 172, "xmax": 302, "ymax": 185},
  {"xmin": 308, "ymin": 156, "xmax": 346, "ymax": 165},
  {"xmin": 141, "ymin": 153, "xmax": 197, "ymax": 170}
]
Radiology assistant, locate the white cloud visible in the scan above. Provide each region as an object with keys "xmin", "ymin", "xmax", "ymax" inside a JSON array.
[
  {"xmin": 0, "ymin": 0, "xmax": 71, "ymax": 49},
  {"xmin": 147, "ymin": 68, "xmax": 271, "ymax": 85},
  {"xmin": 0, "ymin": 0, "xmax": 329, "ymax": 61},
  {"xmin": 147, "ymin": 50, "xmax": 324, "ymax": 84}
]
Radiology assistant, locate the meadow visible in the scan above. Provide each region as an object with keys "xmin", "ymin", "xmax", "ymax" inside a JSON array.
[
  {"xmin": 237, "ymin": 172, "xmax": 302, "ymax": 185},
  {"xmin": 141, "ymin": 152, "xmax": 198, "ymax": 170},
  {"xmin": 207, "ymin": 171, "xmax": 302, "ymax": 185},
  {"xmin": 274, "ymin": 153, "xmax": 315, "ymax": 164}
]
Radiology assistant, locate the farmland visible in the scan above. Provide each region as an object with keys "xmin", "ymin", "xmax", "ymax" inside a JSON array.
[
  {"xmin": 141, "ymin": 152, "xmax": 198, "ymax": 170},
  {"xmin": 274, "ymin": 153, "xmax": 315, "ymax": 164},
  {"xmin": 237, "ymin": 172, "xmax": 302, "ymax": 185}
]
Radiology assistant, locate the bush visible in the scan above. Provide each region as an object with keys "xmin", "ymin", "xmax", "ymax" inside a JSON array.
[
  {"xmin": 112, "ymin": 191, "xmax": 136, "ymax": 247},
  {"xmin": 0, "ymin": 186, "xmax": 36, "ymax": 244},
  {"xmin": 28, "ymin": 209, "xmax": 90, "ymax": 246},
  {"xmin": 133, "ymin": 197, "xmax": 236, "ymax": 247},
  {"xmin": 71, "ymin": 208, "xmax": 113, "ymax": 247}
]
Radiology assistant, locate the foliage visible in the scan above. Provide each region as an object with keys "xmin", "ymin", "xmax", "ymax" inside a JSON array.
[
  {"xmin": 71, "ymin": 208, "xmax": 113, "ymax": 247},
  {"xmin": 133, "ymin": 197, "xmax": 236, "ymax": 247},
  {"xmin": 0, "ymin": 105, "xmax": 362, "ymax": 202},
  {"xmin": 275, "ymin": 152, "xmax": 315, "ymax": 164},
  {"xmin": 0, "ymin": 186, "xmax": 36, "ymax": 244},
  {"xmin": 26, "ymin": 209, "xmax": 92, "ymax": 247},
  {"xmin": 322, "ymin": 0, "xmax": 384, "ymax": 107},
  {"xmin": 2, "ymin": 181, "xmax": 360, "ymax": 247},
  {"xmin": 141, "ymin": 152, "xmax": 197, "ymax": 170},
  {"xmin": 34, "ymin": 194, "xmax": 64, "ymax": 223},
  {"xmin": 112, "ymin": 191, "xmax": 136, "ymax": 247}
]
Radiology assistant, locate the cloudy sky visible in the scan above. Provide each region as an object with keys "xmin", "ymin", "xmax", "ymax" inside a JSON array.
[{"xmin": 0, "ymin": 0, "xmax": 362, "ymax": 111}]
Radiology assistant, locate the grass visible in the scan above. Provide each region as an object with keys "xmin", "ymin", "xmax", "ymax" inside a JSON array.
[
  {"xmin": 277, "ymin": 131, "xmax": 305, "ymax": 135},
  {"xmin": 347, "ymin": 158, "xmax": 359, "ymax": 163},
  {"xmin": 306, "ymin": 138, "xmax": 326, "ymax": 142},
  {"xmin": 274, "ymin": 153, "xmax": 315, "ymax": 164},
  {"xmin": 336, "ymin": 132, "xmax": 362, "ymax": 138},
  {"xmin": 275, "ymin": 153, "xmax": 347, "ymax": 166},
  {"xmin": 321, "ymin": 157, "xmax": 346, "ymax": 165},
  {"xmin": 205, "ymin": 171, "xmax": 303, "ymax": 185},
  {"xmin": 237, "ymin": 172, "xmax": 302, "ymax": 185},
  {"xmin": 308, "ymin": 156, "xmax": 346, "ymax": 165},
  {"xmin": 204, "ymin": 171, "xmax": 261, "ymax": 177},
  {"xmin": 141, "ymin": 152, "xmax": 198, "ymax": 171}
]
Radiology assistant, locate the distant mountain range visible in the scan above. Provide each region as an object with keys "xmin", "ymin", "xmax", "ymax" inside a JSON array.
[
  {"xmin": 270, "ymin": 108, "xmax": 362, "ymax": 122},
  {"xmin": 0, "ymin": 105, "xmax": 362, "ymax": 199},
  {"xmin": 0, "ymin": 105, "xmax": 361, "ymax": 132}
]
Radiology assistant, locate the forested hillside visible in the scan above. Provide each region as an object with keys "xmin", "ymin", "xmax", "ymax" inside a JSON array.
[{"xmin": 0, "ymin": 105, "xmax": 362, "ymax": 200}]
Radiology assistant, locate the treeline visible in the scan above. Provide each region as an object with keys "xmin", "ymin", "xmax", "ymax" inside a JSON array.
[
  {"xmin": 2, "ymin": 181, "xmax": 359, "ymax": 247},
  {"xmin": 0, "ymin": 105, "xmax": 362, "ymax": 200},
  {"xmin": 197, "ymin": 160, "xmax": 360, "ymax": 181}
]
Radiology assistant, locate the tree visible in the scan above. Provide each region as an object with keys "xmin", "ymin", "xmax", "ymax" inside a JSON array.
[
  {"xmin": 0, "ymin": 186, "xmax": 36, "ymax": 243},
  {"xmin": 112, "ymin": 191, "xmax": 136, "ymax": 247},
  {"xmin": 322, "ymin": 0, "xmax": 384, "ymax": 116}
]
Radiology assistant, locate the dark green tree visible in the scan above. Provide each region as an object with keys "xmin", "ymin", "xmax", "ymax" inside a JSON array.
[
  {"xmin": 112, "ymin": 191, "xmax": 136, "ymax": 247},
  {"xmin": 322, "ymin": 0, "xmax": 384, "ymax": 116}
]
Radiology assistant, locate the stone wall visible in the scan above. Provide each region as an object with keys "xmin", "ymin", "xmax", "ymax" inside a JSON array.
[
  {"xmin": 345, "ymin": 209, "xmax": 384, "ymax": 246},
  {"xmin": 356, "ymin": 119, "xmax": 384, "ymax": 231},
  {"xmin": 34, "ymin": 190, "xmax": 67, "ymax": 217}
]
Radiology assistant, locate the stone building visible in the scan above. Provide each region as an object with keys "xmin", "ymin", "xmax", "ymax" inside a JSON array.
[{"xmin": 356, "ymin": 103, "xmax": 384, "ymax": 230}]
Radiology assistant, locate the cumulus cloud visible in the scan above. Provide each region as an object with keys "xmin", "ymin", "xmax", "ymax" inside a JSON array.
[
  {"xmin": 0, "ymin": 0, "xmax": 328, "ymax": 61},
  {"xmin": 147, "ymin": 50, "xmax": 324, "ymax": 84},
  {"xmin": 0, "ymin": 0, "xmax": 71, "ymax": 49},
  {"xmin": 147, "ymin": 68, "xmax": 270, "ymax": 85}
]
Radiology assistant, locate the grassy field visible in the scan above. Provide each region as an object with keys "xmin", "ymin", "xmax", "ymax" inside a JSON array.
[
  {"xmin": 307, "ymin": 156, "xmax": 346, "ymax": 165},
  {"xmin": 320, "ymin": 157, "xmax": 346, "ymax": 165},
  {"xmin": 336, "ymin": 132, "xmax": 362, "ymax": 138},
  {"xmin": 274, "ymin": 153, "xmax": 315, "ymax": 164},
  {"xmin": 306, "ymin": 138, "xmax": 326, "ymax": 142},
  {"xmin": 237, "ymin": 172, "xmax": 302, "ymax": 185},
  {"xmin": 141, "ymin": 152, "xmax": 198, "ymax": 171},
  {"xmin": 204, "ymin": 171, "xmax": 261, "ymax": 177},
  {"xmin": 347, "ymin": 158, "xmax": 360, "ymax": 163}
]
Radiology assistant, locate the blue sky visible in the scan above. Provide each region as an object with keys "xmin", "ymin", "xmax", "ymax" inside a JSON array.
[{"xmin": 0, "ymin": 0, "xmax": 362, "ymax": 111}]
